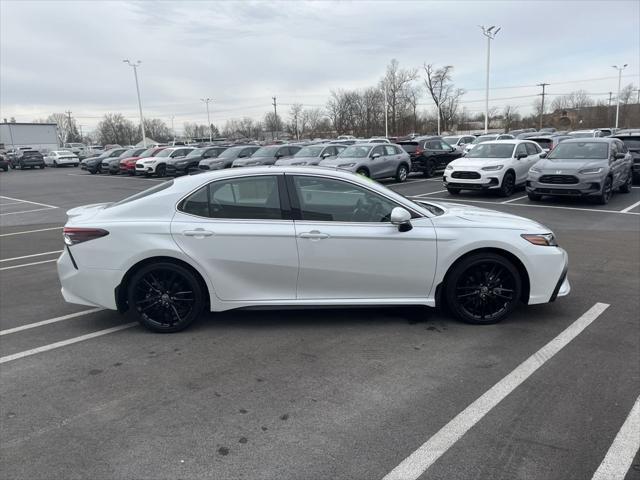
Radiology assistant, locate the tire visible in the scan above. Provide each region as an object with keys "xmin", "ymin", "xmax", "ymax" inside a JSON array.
[
  {"xmin": 89, "ymin": 168, "xmax": 97, "ymax": 175},
  {"xmin": 127, "ymin": 262, "xmax": 205, "ymax": 333},
  {"xmin": 395, "ymin": 164, "xmax": 409, "ymax": 183},
  {"xmin": 447, "ymin": 188, "xmax": 461, "ymax": 195},
  {"xmin": 445, "ymin": 252, "xmax": 522, "ymax": 325},
  {"xmin": 355, "ymin": 168, "xmax": 369, "ymax": 178},
  {"xmin": 9, "ymin": 163, "xmax": 15, "ymax": 169},
  {"xmin": 156, "ymin": 164, "xmax": 166, "ymax": 177},
  {"xmin": 498, "ymin": 171, "xmax": 515, "ymax": 197},
  {"xmin": 596, "ymin": 176, "xmax": 613, "ymax": 205},
  {"xmin": 619, "ymin": 170, "xmax": 632, "ymax": 193},
  {"xmin": 2, "ymin": 166, "xmax": 7, "ymax": 172},
  {"xmin": 19, "ymin": 162, "xmax": 25, "ymax": 170},
  {"xmin": 53, "ymin": 161, "xmax": 58, "ymax": 168},
  {"xmin": 527, "ymin": 192, "xmax": 542, "ymax": 201},
  {"xmin": 74, "ymin": 163, "xmax": 79, "ymax": 168},
  {"xmin": 39, "ymin": 165, "xmax": 45, "ymax": 169},
  {"xmin": 422, "ymin": 159, "xmax": 436, "ymax": 178}
]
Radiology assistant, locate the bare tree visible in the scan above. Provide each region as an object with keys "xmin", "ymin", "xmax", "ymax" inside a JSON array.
[
  {"xmin": 422, "ymin": 64, "xmax": 465, "ymax": 132},
  {"xmin": 288, "ymin": 103, "xmax": 303, "ymax": 139},
  {"xmin": 47, "ymin": 112, "xmax": 81, "ymax": 144},
  {"xmin": 96, "ymin": 113, "xmax": 138, "ymax": 145},
  {"xmin": 381, "ymin": 59, "xmax": 418, "ymax": 135},
  {"xmin": 301, "ymin": 108, "xmax": 324, "ymax": 138},
  {"xmin": 502, "ymin": 105, "xmax": 520, "ymax": 132},
  {"xmin": 184, "ymin": 122, "xmax": 218, "ymax": 139},
  {"xmin": 263, "ymin": 111, "xmax": 282, "ymax": 140},
  {"xmin": 142, "ymin": 118, "xmax": 171, "ymax": 142},
  {"xmin": 551, "ymin": 90, "xmax": 594, "ymax": 111}
]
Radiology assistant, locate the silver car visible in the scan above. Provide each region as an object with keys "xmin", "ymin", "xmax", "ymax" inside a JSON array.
[
  {"xmin": 274, "ymin": 144, "xmax": 346, "ymax": 166},
  {"xmin": 232, "ymin": 145, "xmax": 301, "ymax": 167},
  {"xmin": 199, "ymin": 145, "xmax": 260, "ymax": 170},
  {"xmin": 319, "ymin": 143, "xmax": 411, "ymax": 182},
  {"xmin": 526, "ymin": 138, "xmax": 633, "ymax": 204}
]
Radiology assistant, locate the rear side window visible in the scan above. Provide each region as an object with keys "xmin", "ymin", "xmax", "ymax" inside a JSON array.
[
  {"xmin": 525, "ymin": 143, "xmax": 539, "ymax": 155},
  {"xmin": 179, "ymin": 175, "xmax": 282, "ymax": 220},
  {"xmin": 384, "ymin": 145, "xmax": 396, "ymax": 155}
]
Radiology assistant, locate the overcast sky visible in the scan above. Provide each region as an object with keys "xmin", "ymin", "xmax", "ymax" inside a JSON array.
[{"xmin": 1, "ymin": 0, "xmax": 638, "ymax": 133}]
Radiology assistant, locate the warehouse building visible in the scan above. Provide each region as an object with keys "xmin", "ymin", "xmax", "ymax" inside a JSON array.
[{"xmin": 0, "ymin": 122, "xmax": 59, "ymax": 152}]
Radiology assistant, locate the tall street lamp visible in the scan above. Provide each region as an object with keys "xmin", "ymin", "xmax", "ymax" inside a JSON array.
[
  {"xmin": 123, "ymin": 60, "xmax": 147, "ymax": 147},
  {"xmin": 201, "ymin": 98, "xmax": 213, "ymax": 142},
  {"xmin": 612, "ymin": 64, "xmax": 628, "ymax": 129},
  {"xmin": 480, "ymin": 25, "xmax": 501, "ymax": 134}
]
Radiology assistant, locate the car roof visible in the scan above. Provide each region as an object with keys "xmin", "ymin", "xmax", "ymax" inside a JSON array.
[{"xmin": 561, "ymin": 137, "xmax": 615, "ymax": 143}]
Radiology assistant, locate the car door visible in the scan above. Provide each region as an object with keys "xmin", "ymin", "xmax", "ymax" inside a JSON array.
[
  {"xmin": 287, "ymin": 174, "xmax": 437, "ymax": 299},
  {"xmin": 524, "ymin": 142, "xmax": 542, "ymax": 175},
  {"xmin": 608, "ymin": 141, "xmax": 623, "ymax": 187},
  {"xmin": 437, "ymin": 140, "xmax": 459, "ymax": 166},
  {"xmin": 369, "ymin": 145, "xmax": 388, "ymax": 178},
  {"xmin": 171, "ymin": 174, "xmax": 298, "ymax": 301},
  {"xmin": 512, "ymin": 143, "xmax": 531, "ymax": 183}
]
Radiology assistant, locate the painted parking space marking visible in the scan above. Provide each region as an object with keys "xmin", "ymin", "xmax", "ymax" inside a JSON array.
[
  {"xmin": 620, "ymin": 200, "xmax": 640, "ymax": 213},
  {"xmin": 501, "ymin": 195, "xmax": 528, "ymax": 204},
  {"xmin": 0, "ymin": 250, "xmax": 63, "ymax": 263},
  {"xmin": 591, "ymin": 395, "xmax": 640, "ymax": 480},
  {"xmin": 0, "ymin": 195, "xmax": 57, "ymax": 209},
  {"xmin": 413, "ymin": 190, "xmax": 448, "ymax": 197},
  {"xmin": 0, "ymin": 322, "xmax": 137, "ymax": 364},
  {"xmin": 0, "ymin": 308, "xmax": 104, "ymax": 336},
  {"xmin": 0, "ymin": 226, "xmax": 63, "ymax": 237},
  {"xmin": 67, "ymin": 173, "xmax": 164, "ymax": 182},
  {"xmin": 0, "ymin": 196, "xmax": 58, "ymax": 216},
  {"xmin": 0, "ymin": 259, "xmax": 58, "ymax": 271},
  {"xmin": 383, "ymin": 302, "xmax": 610, "ymax": 480}
]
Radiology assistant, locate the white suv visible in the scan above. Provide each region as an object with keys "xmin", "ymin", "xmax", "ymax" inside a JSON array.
[
  {"xmin": 135, "ymin": 147, "xmax": 194, "ymax": 177},
  {"xmin": 444, "ymin": 140, "xmax": 545, "ymax": 196}
]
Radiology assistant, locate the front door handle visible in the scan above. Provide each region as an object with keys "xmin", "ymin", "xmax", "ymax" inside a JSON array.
[
  {"xmin": 299, "ymin": 230, "xmax": 330, "ymax": 240},
  {"xmin": 183, "ymin": 228, "xmax": 214, "ymax": 238}
]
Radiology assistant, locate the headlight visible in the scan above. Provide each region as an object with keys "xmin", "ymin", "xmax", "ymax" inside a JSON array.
[
  {"xmin": 175, "ymin": 160, "xmax": 188, "ymax": 165},
  {"xmin": 579, "ymin": 167, "xmax": 603, "ymax": 175},
  {"xmin": 521, "ymin": 233, "xmax": 558, "ymax": 246},
  {"xmin": 481, "ymin": 165, "xmax": 503, "ymax": 171},
  {"xmin": 338, "ymin": 163, "xmax": 356, "ymax": 168},
  {"xmin": 529, "ymin": 166, "xmax": 542, "ymax": 174},
  {"xmin": 143, "ymin": 160, "xmax": 156, "ymax": 164},
  {"xmin": 445, "ymin": 164, "xmax": 453, "ymax": 170}
]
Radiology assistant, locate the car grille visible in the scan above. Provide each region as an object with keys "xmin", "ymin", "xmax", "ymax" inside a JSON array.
[
  {"xmin": 199, "ymin": 165, "xmax": 210, "ymax": 170},
  {"xmin": 534, "ymin": 188, "xmax": 582, "ymax": 195},
  {"xmin": 452, "ymin": 171, "xmax": 481, "ymax": 179},
  {"xmin": 446, "ymin": 182, "xmax": 484, "ymax": 190},
  {"xmin": 539, "ymin": 175, "xmax": 579, "ymax": 184}
]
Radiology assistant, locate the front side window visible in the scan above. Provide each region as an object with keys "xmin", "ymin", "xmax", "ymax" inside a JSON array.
[
  {"xmin": 292, "ymin": 176, "xmax": 399, "ymax": 223},
  {"xmin": 372, "ymin": 145, "xmax": 385, "ymax": 157},
  {"xmin": 179, "ymin": 175, "xmax": 282, "ymax": 220},
  {"xmin": 515, "ymin": 144, "xmax": 528, "ymax": 157},
  {"xmin": 525, "ymin": 142, "xmax": 539, "ymax": 155}
]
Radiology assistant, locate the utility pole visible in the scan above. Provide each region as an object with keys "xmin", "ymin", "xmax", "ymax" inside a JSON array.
[
  {"xmin": 384, "ymin": 87, "xmax": 388, "ymax": 138},
  {"xmin": 272, "ymin": 96, "xmax": 278, "ymax": 141},
  {"xmin": 293, "ymin": 110, "xmax": 299, "ymax": 140},
  {"xmin": 480, "ymin": 25, "xmax": 501, "ymax": 134},
  {"xmin": 123, "ymin": 60, "xmax": 147, "ymax": 147},
  {"xmin": 612, "ymin": 64, "xmax": 628, "ymax": 129},
  {"xmin": 200, "ymin": 98, "xmax": 212, "ymax": 142},
  {"xmin": 78, "ymin": 124, "xmax": 84, "ymax": 143},
  {"xmin": 608, "ymin": 92, "xmax": 613, "ymax": 127},
  {"xmin": 170, "ymin": 115, "xmax": 175, "ymax": 143},
  {"xmin": 537, "ymin": 83, "xmax": 549, "ymax": 130}
]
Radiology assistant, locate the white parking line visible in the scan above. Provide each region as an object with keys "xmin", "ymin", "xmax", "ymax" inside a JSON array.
[
  {"xmin": 0, "ymin": 308, "xmax": 104, "ymax": 336},
  {"xmin": 387, "ymin": 178, "xmax": 442, "ymax": 187},
  {"xmin": 0, "ymin": 195, "xmax": 57, "ymax": 209},
  {"xmin": 0, "ymin": 323, "xmax": 137, "ymax": 364},
  {"xmin": 0, "ymin": 259, "xmax": 57, "ymax": 271},
  {"xmin": 620, "ymin": 200, "xmax": 640, "ymax": 213},
  {"xmin": 501, "ymin": 195, "xmax": 528, "ymax": 204},
  {"xmin": 67, "ymin": 173, "xmax": 164, "ymax": 182},
  {"xmin": 0, "ymin": 250, "xmax": 63, "ymax": 263},
  {"xmin": 0, "ymin": 226, "xmax": 62, "ymax": 237},
  {"xmin": 0, "ymin": 201, "xmax": 26, "ymax": 206},
  {"xmin": 591, "ymin": 395, "xmax": 640, "ymax": 480},
  {"xmin": 382, "ymin": 302, "xmax": 610, "ymax": 480},
  {"xmin": 0, "ymin": 207, "xmax": 59, "ymax": 216},
  {"xmin": 413, "ymin": 190, "xmax": 448, "ymax": 197}
]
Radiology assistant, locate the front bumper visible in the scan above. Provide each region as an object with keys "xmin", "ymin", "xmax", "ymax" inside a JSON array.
[
  {"xmin": 136, "ymin": 163, "xmax": 157, "ymax": 173},
  {"xmin": 526, "ymin": 175, "xmax": 603, "ymax": 197},
  {"xmin": 443, "ymin": 170, "xmax": 502, "ymax": 190}
]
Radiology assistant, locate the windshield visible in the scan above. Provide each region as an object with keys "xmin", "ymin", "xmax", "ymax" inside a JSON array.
[
  {"xmin": 218, "ymin": 146, "xmax": 245, "ymax": 159},
  {"xmin": 471, "ymin": 135, "xmax": 497, "ymax": 145},
  {"xmin": 617, "ymin": 138, "xmax": 640, "ymax": 150},
  {"xmin": 466, "ymin": 143, "xmax": 515, "ymax": 158},
  {"xmin": 568, "ymin": 132, "xmax": 592, "ymax": 138},
  {"xmin": 547, "ymin": 142, "xmax": 609, "ymax": 160},
  {"xmin": 252, "ymin": 146, "xmax": 279, "ymax": 157},
  {"xmin": 339, "ymin": 145, "xmax": 372, "ymax": 158},
  {"xmin": 295, "ymin": 146, "xmax": 324, "ymax": 157},
  {"xmin": 139, "ymin": 148, "xmax": 159, "ymax": 158},
  {"xmin": 443, "ymin": 136, "xmax": 460, "ymax": 144},
  {"xmin": 155, "ymin": 149, "xmax": 174, "ymax": 158},
  {"xmin": 119, "ymin": 148, "xmax": 138, "ymax": 158}
]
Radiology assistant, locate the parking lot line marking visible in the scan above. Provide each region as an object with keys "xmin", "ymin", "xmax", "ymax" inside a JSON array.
[
  {"xmin": 382, "ymin": 302, "xmax": 610, "ymax": 480},
  {"xmin": 591, "ymin": 395, "xmax": 640, "ymax": 480},
  {"xmin": 66, "ymin": 173, "xmax": 164, "ymax": 182},
  {"xmin": 0, "ymin": 207, "xmax": 59, "ymax": 216},
  {"xmin": 0, "ymin": 322, "xmax": 137, "ymax": 364},
  {"xmin": 387, "ymin": 178, "xmax": 442, "ymax": 187},
  {"xmin": 422, "ymin": 197, "xmax": 640, "ymax": 216},
  {"xmin": 501, "ymin": 195, "xmax": 528, "ymax": 204},
  {"xmin": 0, "ymin": 195, "xmax": 57, "ymax": 209},
  {"xmin": 0, "ymin": 308, "xmax": 104, "ymax": 336},
  {"xmin": 0, "ymin": 201, "xmax": 26, "ymax": 206},
  {"xmin": 0, "ymin": 259, "xmax": 57, "ymax": 271},
  {"xmin": 0, "ymin": 250, "xmax": 63, "ymax": 263},
  {"xmin": 620, "ymin": 200, "xmax": 640, "ymax": 213},
  {"xmin": 0, "ymin": 226, "xmax": 62, "ymax": 237},
  {"xmin": 414, "ymin": 190, "xmax": 448, "ymax": 197}
]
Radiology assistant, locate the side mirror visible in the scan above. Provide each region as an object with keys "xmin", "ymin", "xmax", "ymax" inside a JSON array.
[
  {"xmin": 390, "ymin": 207, "xmax": 412, "ymax": 232},
  {"xmin": 321, "ymin": 153, "xmax": 331, "ymax": 158},
  {"xmin": 517, "ymin": 153, "xmax": 528, "ymax": 160},
  {"xmin": 614, "ymin": 153, "xmax": 626, "ymax": 159},
  {"xmin": 450, "ymin": 147, "xmax": 455, "ymax": 152},
  {"xmin": 371, "ymin": 153, "xmax": 381, "ymax": 159},
  {"xmin": 539, "ymin": 152, "xmax": 547, "ymax": 158}
]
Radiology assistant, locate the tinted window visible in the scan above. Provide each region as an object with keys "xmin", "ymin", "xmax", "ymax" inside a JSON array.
[
  {"xmin": 372, "ymin": 145, "xmax": 386, "ymax": 156},
  {"xmin": 547, "ymin": 142, "xmax": 609, "ymax": 160},
  {"xmin": 467, "ymin": 143, "xmax": 515, "ymax": 159},
  {"xmin": 340, "ymin": 145, "xmax": 372, "ymax": 158},
  {"xmin": 293, "ymin": 176, "xmax": 399, "ymax": 222},
  {"xmin": 179, "ymin": 175, "xmax": 282, "ymax": 220},
  {"xmin": 525, "ymin": 143, "xmax": 539, "ymax": 155},
  {"xmin": 384, "ymin": 145, "xmax": 397, "ymax": 156},
  {"xmin": 515, "ymin": 144, "xmax": 528, "ymax": 157}
]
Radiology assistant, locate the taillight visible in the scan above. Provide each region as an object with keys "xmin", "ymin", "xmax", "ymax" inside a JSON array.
[
  {"xmin": 415, "ymin": 147, "xmax": 424, "ymax": 155},
  {"xmin": 63, "ymin": 227, "xmax": 109, "ymax": 246}
]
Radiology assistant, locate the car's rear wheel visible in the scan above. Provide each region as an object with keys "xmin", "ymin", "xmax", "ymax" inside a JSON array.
[
  {"xmin": 356, "ymin": 168, "xmax": 369, "ymax": 177},
  {"xmin": 53, "ymin": 161, "xmax": 58, "ymax": 168},
  {"xmin": 128, "ymin": 262, "xmax": 204, "ymax": 333},
  {"xmin": 498, "ymin": 172, "xmax": 515, "ymax": 197},
  {"xmin": 619, "ymin": 170, "xmax": 632, "ymax": 193},
  {"xmin": 423, "ymin": 159, "xmax": 436, "ymax": 178},
  {"xmin": 395, "ymin": 164, "xmax": 409, "ymax": 183},
  {"xmin": 596, "ymin": 176, "xmax": 613, "ymax": 205},
  {"xmin": 445, "ymin": 253, "xmax": 521, "ymax": 325},
  {"xmin": 39, "ymin": 165, "xmax": 44, "ymax": 169},
  {"xmin": 156, "ymin": 164, "xmax": 166, "ymax": 177}
]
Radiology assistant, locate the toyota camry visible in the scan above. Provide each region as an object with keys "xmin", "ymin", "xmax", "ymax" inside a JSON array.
[{"xmin": 57, "ymin": 167, "xmax": 570, "ymax": 332}]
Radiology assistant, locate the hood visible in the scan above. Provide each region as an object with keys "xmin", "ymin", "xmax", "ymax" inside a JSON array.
[
  {"xmin": 318, "ymin": 157, "xmax": 356, "ymax": 167},
  {"xmin": 425, "ymin": 201, "xmax": 548, "ymax": 231},
  {"xmin": 534, "ymin": 158, "xmax": 606, "ymax": 172},
  {"xmin": 275, "ymin": 156, "xmax": 320, "ymax": 166},
  {"xmin": 448, "ymin": 157, "xmax": 507, "ymax": 169},
  {"xmin": 233, "ymin": 158, "xmax": 270, "ymax": 166},
  {"xmin": 66, "ymin": 203, "xmax": 111, "ymax": 221},
  {"xmin": 121, "ymin": 156, "xmax": 142, "ymax": 164}
]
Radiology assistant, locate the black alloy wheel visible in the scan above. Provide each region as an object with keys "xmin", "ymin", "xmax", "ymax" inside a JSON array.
[
  {"xmin": 445, "ymin": 253, "xmax": 521, "ymax": 325},
  {"xmin": 447, "ymin": 187, "xmax": 461, "ymax": 195},
  {"xmin": 596, "ymin": 176, "xmax": 613, "ymax": 205},
  {"xmin": 499, "ymin": 172, "xmax": 515, "ymax": 197},
  {"xmin": 356, "ymin": 168, "xmax": 369, "ymax": 177},
  {"xmin": 423, "ymin": 159, "xmax": 436, "ymax": 178},
  {"xmin": 156, "ymin": 164, "xmax": 166, "ymax": 177},
  {"xmin": 128, "ymin": 262, "xmax": 204, "ymax": 333}
]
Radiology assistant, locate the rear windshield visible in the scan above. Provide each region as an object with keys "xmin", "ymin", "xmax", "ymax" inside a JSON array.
[
  {"xmin": 466, "ymin": 143, "xmax": 515, "ymax": 158},
  {"xmin": 532, "ymin": 138, "xmax": 553, "ymax": 149},
  {"xmin": 616, "ymin": 137, "xmax": 640, "ymax": 149},
  {"xmin": 22, "ymin": 151, "xmax": 41, "ymax": 157},
  {"xmin": 252, "ymin": 146, "xmax": 279, "ymax": 157},
  {"xmin": 397, "ymin": 142, "xmax": 418, "ymax": 153},
  {"xmin": 547, "ymin": 142, "xmax": 609, "ymax": 160},
  {"xmin": 471, "ymin": 136, "xmax": 497, "ymax": 144},
  {"xmin": 109, "ymin": 180, "xmax": 174, "ymax": 207}
]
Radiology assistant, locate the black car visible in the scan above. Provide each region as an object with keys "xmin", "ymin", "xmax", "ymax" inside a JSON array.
[
  {"xmin": 81, "ymin": 148, "xmax": 128, "ymax": 174},
  {"xmin": 397, "ymin": 136, "xmax": 462, "ymax": 177},
  {"xmin": 0, "ymin": 153, "xmax": 9, "ymax": 172},
  {"xmin": 198, "ymin": 145, "xmax": 260, "ymax": 170},
  {"xmin": 10, "ymin": 150, "xmax": 45, "ymax": 169},
  {"xmin": 101, "ymin": 147, "xmax": 147, "ymax": 174},
  {"xmin": 612, "ymin": 130, "xmax": 640, "ymax": 183},
  {"xmin": 167, "ymin": 146, "xmax": 229, "ymax": 175}
]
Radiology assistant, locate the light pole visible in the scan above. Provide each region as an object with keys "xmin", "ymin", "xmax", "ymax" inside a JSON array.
[
  {"xmin": 480, "ymin": 25, "xmax": 501, "ymax": 134},
  {"xmin": 612, "ymin": 64, "xmax": 628, "ymax": 129},
  {"xmin": 123, "ymin": 60, "xmax": 147, "ymax": 147},
  {"xmin": 384, "ymin": 86, "xmax": 388, "ymax": 137},
  {"xmin": 200, "ymin": 98, "xmax": 213, "ymax": 142}
]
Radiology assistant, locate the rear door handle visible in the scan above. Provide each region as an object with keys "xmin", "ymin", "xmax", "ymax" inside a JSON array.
[
  {"xmin": 183, "ymin": 229, "xmax": 214, "ymax": 238},
  {"xmin": 299, "ymin": 231, "xmax": 330, "ymax": 240}
]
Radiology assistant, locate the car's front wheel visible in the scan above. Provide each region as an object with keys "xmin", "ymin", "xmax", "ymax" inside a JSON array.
[
  {"xmin": 355, "ymin": 168, "xmax": 369, "ymax": 177},
  {"xmin": 596, "ymin": 176, "xmax": 613, "ymax": 205},
  {"xmin": 527, "ymin": 192, "xmax": 542, "ymax": 201},
  {"xmin": 447, "ymin": 187, "xmax": 461, "ymax": 195},
  {"xmin": 445, "ymin": 252, "xmax": 521, "ymax": 325},
  {"xmin": 498, "ymin": 171, "xmax": 515, "ymax": 197},
  {"xmin": 619, "ymin": 170, "xmax": 632, "ymax": 193},
  {"xmin": 395, "ymin": 164, "xmax": 409, "ymax": 183},
  {"xmin": 128, "ymin": 262, "xmax": 205, "ymax": 333}
]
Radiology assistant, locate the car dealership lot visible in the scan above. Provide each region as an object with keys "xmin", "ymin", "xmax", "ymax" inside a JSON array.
[{"xmin": 1, "ymin": 168, "xmax": 639, "ymax": 479}]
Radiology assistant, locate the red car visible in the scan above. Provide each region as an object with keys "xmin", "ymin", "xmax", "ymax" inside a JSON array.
[{"xmin": 119, "ymin": 146, "xmax": 166, "ymax": 175}]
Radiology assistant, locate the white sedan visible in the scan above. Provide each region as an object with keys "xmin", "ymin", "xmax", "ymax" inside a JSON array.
[
  {"xmin": 44, "ymin": 150, "xmax": 79, "ymax": 167},
  {"xmin": 57, "ymin": 167, "xmax": 569, "ymax": 332},
  {"xmin": 444, "ymin": 140, "xmax": 545, "ymax": 196}
]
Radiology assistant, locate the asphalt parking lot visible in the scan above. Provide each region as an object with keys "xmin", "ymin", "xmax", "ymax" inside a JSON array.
[{"xmin": 1, "ymin": 167, "xmax": 639, "ymax": 480}]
